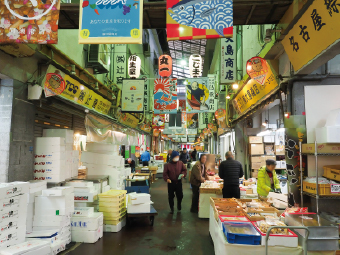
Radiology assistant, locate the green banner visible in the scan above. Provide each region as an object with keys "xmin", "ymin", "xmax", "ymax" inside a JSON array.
[
  {"xmin": 131, "ymin": 146, "xmax": 135, "ymax": 154},
  {"xmin": 125, "ymin": 150, "xmax": 129, "ymax": 159}
]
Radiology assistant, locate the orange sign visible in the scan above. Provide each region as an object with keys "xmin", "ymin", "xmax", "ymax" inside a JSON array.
[
  {"xmin": 246, "ymin": 57, "xmax": 269, "ymax": 85},
  {"xmin": 215, "ymin": 109, "xmax": 226, "ymax": 121},
  {"xmin": 44, "ymin": 66, "xmax": 66, "ymax": 97},
  {"xmin": 158, "ymin": 55, "xmax": 172, "ymax": 78}
]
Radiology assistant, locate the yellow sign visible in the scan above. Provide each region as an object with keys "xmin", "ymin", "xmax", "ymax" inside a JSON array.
[
  {"xmin": 116, "ymin": 108, "xmax": 139, "ymax": 128},
  {"xmin": 60, "ymin": 75, "xmax": 111, "ymax": 115},
  {"xmin": 282, "ymin": 0, "xmax": 340, "ymax": 72},
  {"xmin": 232, "ymin": 68, "xmax": 279, "ymax": 115}
]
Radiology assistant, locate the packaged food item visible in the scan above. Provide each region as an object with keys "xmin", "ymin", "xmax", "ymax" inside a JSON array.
[{"xmin": 257, "ymin": 220, "xmax": 288, "ymax": 235}]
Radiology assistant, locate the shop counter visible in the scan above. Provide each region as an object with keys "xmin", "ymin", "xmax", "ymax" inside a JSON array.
[{"xmin": 199, "ymin": 190, "xmax": 222, "ymax": 218}]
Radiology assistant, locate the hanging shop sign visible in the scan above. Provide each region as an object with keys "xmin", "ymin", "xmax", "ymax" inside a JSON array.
[
  {"xmin": 79, "ymin": 0, "xmax": 143, "ymax": 44},
  {"xmin": 152, "ymin": 114, "xmax": 165, "ymax": 129},
  {"xmin": 282, "ymin": 0, "xmax": 340, "ymax": 73},
  {"xmin": 181, "ymin": 113, "xmax": 187, "ymax": 128},
  {"xmin": 43, "ymin": 65, "xmax": 66, "ymax": 97},
  {"xmin": 189, "ymin": 54, "xmax": 202, "ymax": 78},
  {"xmin": 187, "ymin": 128, "xmax": 197, "ymax": 135},
  {"xmin": 166, "ymin": 0, "xmax": 233, "ymax": 41},
  {"xmin": 0, "ymin": 0, "xmax": 61, "ymax": 44},
  {"xmin": 116, "ymin": 108, "xmax": 139, "ymax": 128},
  {"xmin": 113, "ymin": 44, "xmax": 127, "ymax": 90},
  {"xmin": 121, "ymin": 79, "xmax": 144, "ymax": 113},
  {"xmin": 158, "ymin": 55, "xmax": 172, "ymax": 78},
  {"xmin": 232, "ymin": 67, "xmax": 279, "ymax": 116},
  {"xmin": 218, "ymin": 128, "xmax": 224, "ymax": 136},
  {"xmin": 135, "ymin": 146, "xmax": 140, "ymax": 157},
  {"xmin": 246, "ymin": 57, "xmax": 269, "ymax": 85},
  {"xmin": 141, "ymin": 75, "xmax": 149, "ymax": 113},
  {"xmin": 208, "ymin": 74, "xmax": 217, "ymax": 111},
  {"xmin": 41, "ymin": 65, "xmax": 111, "ymax": 115},
  {"xmin": 154, "ymin": 78, "xmax": 178, "ymax": 114},
  {"xmin": 179, "ymin": 100, "xmax": 186, "ymax": 112},
  {"xmin": 128, "ymin": 55, "xmax": 141, "ymax": 78},
  {"xmin": 220, "ymin": 28, "xmax": 237, "ymax": 84},
  {"xmin": 139, "ymin": 123, "xmax": 152, "ymax": 133},
  {"xmin": 199, "ymin": 113, "xmax": 207, "ymax": 129},
  {"xmin": 187, "ymin": 113, "xmax": 199, "ymax": 129},
  {"xmin": 153, "ymin": 129, "xmax": 161, "ymax": 137},
  {"xmin": 215, "ymin": 108, "xmax": 227, "ymax": 128}
]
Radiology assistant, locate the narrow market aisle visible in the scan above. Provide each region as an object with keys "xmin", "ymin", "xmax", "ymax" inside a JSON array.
[{"xmin": 67, "ymin": 179, "xmax": 214, "ymax": 255}]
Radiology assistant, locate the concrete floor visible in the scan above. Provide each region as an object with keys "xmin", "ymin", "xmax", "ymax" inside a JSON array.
[{"xmin": 66, "ymin": 178, "xmax": 214, "ymax": 255}]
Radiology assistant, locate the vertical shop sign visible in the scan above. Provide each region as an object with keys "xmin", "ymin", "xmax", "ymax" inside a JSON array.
[
  {"xmin": 121, "ymin": 79, "xmax": 144, "ymax": 113},
  {"xmin": 113, "ymin": 44, "xmax": 127, "ymax": 90},
  {"xmin": 199, "ymin": 113, "xmax": 207, "ymax": 129},
  {"xmin": 208, "ymin": 75, "xmax": 217, "ymax": 112},
  {"xmin": 43, "ymin": 65, "xmax": 66, "ymax": 97},
  {"xmin": 166, "ymin": 0, "xmax": 233, "ymax": 41},
  {"xmin": 154, "ymin": 78, "xmax": 178, "ymax": 114},
  {"xmin": 0, "ymin": 0, "xmax": 61, "ymax": 44},
  {"xmin": 128, "ymin": 55, "xmax": 141, "ymax": 78},
  {"xmin": 189, "ymin": 54, "xmax": 202, "ymax": 78},
  {"xmin": 185, "ymin": 77, "xmax": 209, "ymax": 113},
  {"xmin": 79, "ymin": 0, "xmax": 143, "ymax": 44},
  {"xmin": 141, "ymin": 75, "xmax": 149, "ymax": 113},
  {"xmin": 220, "ymin": 28, "xmax": 236, "ymax": 84}
]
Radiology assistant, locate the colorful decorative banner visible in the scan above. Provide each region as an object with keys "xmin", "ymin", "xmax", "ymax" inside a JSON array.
[
  {"xmin": 166, "ymin": 0, "xmax": 233, "ymax": 41},
  {"xmin": 187, "ymin": 113, "xmax": 199, "ymax": 129},
  {"xmin": 79, "ymin": 0, "xmax": 143, "ymax": 44},
  {"xmin": 152, "ymin": 114, "xmax": 165, "ymax": 129},
  {"xmin": 154, "ymin": 78, "xmax": 178, "ymax": 114},
  {"xmin": 220, "ymin": 28, "xmax": 237, "ymax": 84},
  {"xmin": 116, "ymin": 108, "xmax": 139, "ymax": 128},
  {"xmin": 139, "ymin": 123, "xmax": 152, "ymax": 133},
  {"xmin": 121, "ymin": 79, "xmax": 144, "ymax": 113},
  {"xmin": 179, "ymin": 100, "xmax": 186, "ymax": 112},
  {"xmin": 135, "ymin": 146, "xmax": 140, "ymax": 157},
  {"xmin": 215, "ymin": 108, "xmax": 227, "ymax": 128},
  {"xmin": 181, "ymin": 113, "xmax": 187, "ymax": 128},
  {"xmin": 0, "ymin": 0, "xmax": 61, "ymax": 44},
  {"xmin": 41, "ymin": 65, "xmax": 111, "ymax": 115},
  {"xmin": 185, "ymin": 77, "xmax": 213, "ymax": 113},
  {"xmin": 43, "ymin": 65, "xmax": 66, "ymax": 97},
  {"xmin": 246, "ymin": 57, "xmax": 269, "ymax": 85},
  {"xmin": 113, "ymin": 44, "xmax": 127, "ymax": 90}
]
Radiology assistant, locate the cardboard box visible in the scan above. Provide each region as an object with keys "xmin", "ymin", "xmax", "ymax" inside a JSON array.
[
  {"xmin": 264, "ymin": 145, "xmax": 275, "ymax": 155},
  {"xmin": 251, "ymin": 169, "xmax": 258, "ymax": 178},
  {"xmin": 42, "ymin": 187, "xmax": 74, "ymax": 196},
  {"xmin": 251, "ymin": 156, "xmax": 262, "ymax": 163},
  {"xmin": 71, "ymin": 212, "xmax": 103, "ymax": 231},
  {"xmin": 43, "ymin": 129, "xmax": 74, "ymax": 143},
  {"xmin": 128, "ymin": 193, "xmax": 151, "ymax": 205},
  {"xmin": 71, "ymin": 225, "xmax": 103, "ymax": 243},
  {"xmin": 263, "ymin": 136, "xmax": 275, "ymax": 143},
  {"xmin": 302, "ymin": 143, "xmax": 340, "ymax": 154},
  {"xmin": 275, "ymin": 145, "xmax": 285, "ymax": 155},
  {"xmin": 250, "ymin": 144, "xmax": 264, "ymax": 155},
  {"xmin": 249, "ymin": 136, "xmax": 263, "ymax": 144},
  {"xmin": 251, "ymin": 162, "xmax": 262, "ymax": 170},
  {"xmin": 243, "ymin": 181, "xmax": 256, "ymax": 186}
]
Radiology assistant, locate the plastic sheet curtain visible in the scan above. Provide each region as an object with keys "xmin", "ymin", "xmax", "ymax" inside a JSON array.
[{"xmin": 85, "ymin": 114, "xmax": 138, "ymax": 145}]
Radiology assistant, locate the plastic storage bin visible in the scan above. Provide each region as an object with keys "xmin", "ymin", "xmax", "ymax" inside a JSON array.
[{"xmin": 222, "ymin": 221, "xmax": 261, "ymax": 245}]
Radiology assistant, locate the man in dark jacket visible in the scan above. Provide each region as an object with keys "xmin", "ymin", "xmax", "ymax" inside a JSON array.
[
  {"xmin": 190, "ymin": 154, "xmax": 208, "ymax": 213},
  {"xmin": 179, "ymin": 148, "xmax": 189, "ymax": 164},
  {"xmin": 219, "ymin": 151, "xmax": 244, "ymax": 199},
  {"xmin": 191, "ymin": 148, "xmax": 197, "ymax": 161},
  {"xmin": 163, "ymin": 151, "xmax": 187, "ymax": 214}
]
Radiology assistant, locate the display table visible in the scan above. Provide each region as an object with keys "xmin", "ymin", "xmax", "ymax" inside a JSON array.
[
  {"xmin": 199, "ymin": 192, "xmax": 222, "ymax": 218},
  {"xmin": 209, "ymin": 205, "xmax": 335, "ymax": 255}
]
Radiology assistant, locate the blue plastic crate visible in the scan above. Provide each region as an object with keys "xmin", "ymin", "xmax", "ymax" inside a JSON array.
[
  {"xmin": 125, "ymin": 186, "xmax": 150, "ymax": 194},
  {"xmin": 222, "ymin": 221, "xmax": 261, "ymax": 245}
]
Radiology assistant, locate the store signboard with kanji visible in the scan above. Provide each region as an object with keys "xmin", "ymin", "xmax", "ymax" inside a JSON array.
[
  {"xmin": 246, "ymin": 57, "xmax": 269, "ymax": 85},
  {"xmin": 141, "ymin": 75, "xmax": 149, "ymax": 113},
  {"xmin": 121, "ymin": 79, "xmax": 144, "ymax": 113},
  {"xmin": 158, "ymin": 55, "xmax": 173, "ymax": 78},
  {"xmin": 154, "ymin": 78, "xmax": 178, "ymax": 114},
  {"xmin": 128, "ymin": 55, "xmax": 141, "ymax": 78},
  {"xmin": 232, "ymin": 67, "xmax": 279, "ymax": 115},
  {"xmin": 113, "ymin": 44, "xmax": 127, "ymax": 90},
  {"xmin": 0, "ymin": 0, "xmax": 61, "ymax": 44},
  {"xmin": 189, "ymin": 54, "xmax": 202, "ymax": 77},
  {"xmin": 43, "ymin": 65, "xmax": 66, "ymax": 97},
  {"xmin": 166, "ymin": 0, "xmax": 233, "ymax": 41},
  {"xmin": 220, "ymin": 28, "xmax": 236, "ymax": 84},
  {"xmin": 79, "ymin": 0, "xmax": 143, "ymax": 44},
  {"xmin": 282, "ymin": 0, "xmax": 340, "ymax": 72},
  {"xmin": 116, "ymin": 108, "xmax": 139, "ymax": 128}
]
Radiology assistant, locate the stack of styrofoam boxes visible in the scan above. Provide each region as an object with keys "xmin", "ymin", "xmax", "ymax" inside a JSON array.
[
  {"xmin": 127, "ymin": 193, "xmax": 152, "ymax": 214},
  {"xmin": 26, "ymin": 180, "xmax": 47, "ymax": 233},
  {"xmin": 0, "ymin": 240, "xmax": 51, "ymax": 255},
  {"xmin": 82, "ymin": 143, "xmax": 126, "ymax": 190},
  {"xmin": 43, "ymin": 129, "xmax": 79, "ymax": 179},
  {"xmin": 65, "ymin": 181, "xmax": 98, "ymax": 212},
  {"xmin": 33, "ymin": 186, "xmax": 74, "ymax": 253},
  {"xmin": 34, "ymin": 137, "xmax": 66, "ymax": 183},
  {"xmin": 71, "ymin": 207, "xmax": 103, "ymax": 243},
  {"xmin": 98, "ymin": 190, "xmax": 127, "ymax": 233},
  {"xmin": 0, "ymin": 182, "xmax": 29, "ymax": 251}
]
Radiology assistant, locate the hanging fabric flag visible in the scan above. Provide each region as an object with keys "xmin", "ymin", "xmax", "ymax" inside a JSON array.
[
  {"xmin": 121, "ymin": 79, "xmax": 144, "ymax": 113},
  {"xmin": 166, "ymin": 0, "xmax": 233, "ymax": 41},
  {"xmin": 187, "ymin": 113, "xmax": 199, "ymax": 129},
  {"xmin": 154, "ymin": 78, "xmax": 178, "ymax": 114},
  {"xmin": 246, "ymin": 57, "xmax": 270, "ymax": 85},
  {"xmin": 152, "ymin": 114, "xmax": 165, "ymax": 129},
  {"xmin": 179, "ymin": 100, "xmax": 186, "ymax": 112}
]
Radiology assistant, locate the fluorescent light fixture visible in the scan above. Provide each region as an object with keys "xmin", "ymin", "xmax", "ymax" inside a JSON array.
[
  {"xmin": 257, "ymin": 130, "xmax": 274, "ymax": 136},
  {"xmin": 232, "ymin": 83, "xmax": 239, "ymax": 90}
]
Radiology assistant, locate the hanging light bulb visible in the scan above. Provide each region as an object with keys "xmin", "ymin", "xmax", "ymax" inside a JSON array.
[
  {"xmin": 232, "ymin": 83, "xmax": 239, "ymax": 90},
  {"xmin": 226, "ymin": 95, "xmax": 231, "ymax": 99}
]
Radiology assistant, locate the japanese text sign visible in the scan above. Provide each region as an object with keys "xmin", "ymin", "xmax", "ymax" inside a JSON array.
[
  {"xmin": 43, "ymin": 65, "xmax": 66, "ymax": 97},
  {"xmin": 79, "ymin": 0, "xmax": 143, "ymax": 44},
  {"xmin": 246, "ymin": 57, "xmax": 269, "ymax": 85},
  {"xmin": 121, "ymin": 79, "xmax": 144, "ymax": 113},
  {"xmin": 220, "ymin": 28, "xmax": 236, "ymax": 84},
  {"xmin": 0, "ymin": 0, "xmax": 61, "ymax": 44},
  {"xmin": 154, "ymin": 78, "xmax": 178, "ymax": 114},
  {"xmin": 141, "ymin": 75, "xmax": 149, "ymax": 113},
  {"xmin": 152, "ymin": 114, "xmax": 165, "ymax": 129},
  {"xmin": 113, "ymin": 44, "xmax": 127, "ymax": 90},
  {"xmin": 189, "ymin": 54, "xmax": 202, "ymax": 77},
  {"xmin": 166, "ymin": 0, "xmax": 233, "ymax": 41},
  {"xmin": 158, "ymin": 55, "xmax": 172, "ymax": 78},
  {"xmin": 282, "ymin": 0, "xmax": 340, "ymax": 72},
  {"xmin": 116, "ymin": 108, "xmax": 139, "ymax": 128},
  {"xmin": 128, "ymin": 55, "xmax": 141, "ymax": 78}
]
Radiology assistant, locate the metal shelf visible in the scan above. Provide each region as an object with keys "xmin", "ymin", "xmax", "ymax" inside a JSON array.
[
  {"xmin": 303, "ymin": 191, "xmax": 340, "ymax": 199},
  {"xmin": 302, "ymin": 153, "xmax": 340, "ymax": 156}
]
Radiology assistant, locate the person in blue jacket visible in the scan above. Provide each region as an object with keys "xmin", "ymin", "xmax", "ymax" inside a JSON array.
[{"xmin": 141, "ymin": 150, "xmax": 151, "ymax": 166}]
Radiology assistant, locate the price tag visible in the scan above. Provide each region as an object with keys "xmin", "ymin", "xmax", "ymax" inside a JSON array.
[{"xmin": 331, "ymin": 184, "xmax": 340, "ymax": 193}]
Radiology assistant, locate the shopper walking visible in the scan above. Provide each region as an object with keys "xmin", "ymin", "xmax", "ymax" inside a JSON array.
[
  {"xmin": 257, "ymin": 159, "xmax": 281, "ymax": 198},
  {"xmin": 180, "ymin": 148, "xmax": 189, "ymax": 164},
  {"xmin": 163, "ymin": 151, "xmax": 187, "ymax": 214},
  {"xmin": 191, "ymin": 148, "xmax": 197, "ymax": 161},
  {"xmin": 166, "ymin": 149, "xmax": 173, "ymax": 163},
  {"xmin": 219, "ymin": 151, "xmax": 244, "ymax": 199},
  {"xmin": 190, "ymin": 154, "xmax": 208, "ymax": 213},
  {"xmin": 141, "ymin": 150, "xmax": 151, "ymax": 166}
]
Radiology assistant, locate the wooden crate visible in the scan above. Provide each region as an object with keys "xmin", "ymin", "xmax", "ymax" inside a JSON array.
[{"xmin": 303, "ymin": 181, "xmax": 340, "ymax": 196}]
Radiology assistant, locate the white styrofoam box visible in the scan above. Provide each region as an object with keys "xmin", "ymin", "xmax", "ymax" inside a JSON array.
[
  {"xmin": 65, "ymin": 181, "xmax": 93, "ymax": 188},
  {"xmin": 281, "ymin": 161, "xmax": 286, "ymax": 169},
  {"xmin": 34, "ymin": 151, "xmax": 66, "ymax": 161},
  {"xmin": 58, "ymin": 225, "xmax": 71, "ymax": 238},
  {"xmin": 276, "ymin": 161, "xmax": 281, "ymax": 168},
  {"xmin": 0, "ymin": 194, "xmax": 27, "ymax": 213},
  {"xmin": 43, "ymin": 129, "xmax": 74, "ymax": 143},
  {"xmin": 74, "ymin": 191, "xmax": 98, "ymax": 203},
  {"xmin": 73, "ymin": 207, "xmax": 94, "ymax": 217},
  {"xmin": 127, "ymin": 202, "xmax": 152, "ymax": 214},
  {"xmin": 42, "ymin": 187, "xmax": 74, "ymax": 197},
  {"xmin": 102, "ymin": 181, "xmax": 108, "ymax": 187},
  {"xmin": 125, "ymin": 167, "xmax": 131, "ymax": 176},
  {"xmin": 86, "ymin": 143, "xmax": 119, "ymax": 154},
  {"xmin": 103, "ymin": 219, "xmax": 126, "ymax": 233},
  {"xmin": 0, "ymin": 239, "xmax": 51, "ymax": 255},
  {"xmin": 0, "ymin": 205, "xmax": 27, "ymax": 227},
  {"xmin": 102, "ymin": 185, "xmax": 110, "ymax": 193},
  {"xmin": 27, "ymin": 191, "xmax": 43, "ymax": 204},
  {"xmin": 51, "ymin": 240, "xmax": 66, "ymax": 255},
  {"xmin": 71, "ymin": 225, "xmax": 103, "ymax": 243},
  {"xmin": 33, "ymin": 164, "xmax": 65, "ymax": 176},
  {"xmin": 128, "ymin": 193, "xmax": 151, "ymax": 205},
  {"xmin": 81, "ymin": 152, "xmax": 123, "ymax": 167},
  {"xmin": 316, "ymin": 126, "xmax": 340, "ymax": 143},
  {"xmin": 34, "ymin": 145, "xmax": 66, "ymax": 155},
  {"xmin": 0, "ymin": 182, "xmax": 29, "ymax": 200},
  {"xmin": 35, "ymin": 194, "xmax": 74, "ymax": 216},
  {"xmin": 33, "ymin": 215, "xmax": 71, "ymax": 228},
  {"xmin": 0, "ymin": 227, "xmax": 26, "ymax": 249},
  {"xmin": 27, "ymin": 203, "xmax": 34, "ymax": 218},
  {"xmin": 263, "ymin": 136, "xmax": 275, "ymax": 143},
  {"xmin": 33, "ymin": 173, "xmax": 65, "ymax": 183},
  {"xmin": 26, "ymin": 229, "xmax": 59, "ymax": 244},
  {"xmin": 28, "ymin": 180, "xmax": 47, "ymax": 191},
  {"xmin": 34, "ymin": 160, "xmax": 66, "ymax": 169},
  {"xmin": 26, "ymin": 219, "xmax": 33, "ymax": 233},
  {"xmin": 35, "ymin": 137, "xmax": 66, "ymax": 147},
  {"xmin": 62, "ymin": 233, "xmax": 71, "ymax": 244},
  {"xmin": 93, "ymin": 183, "xmax": 101, "ymax": 194},
  {"xmin": 110, "ymin": 179, "xmax": 123, "ymax": 190},
  {"xmin": 73, "ymin": 186, "xmax": 96, "ymax": 193},
  {"xmin": 71, "ymin": 212, "xmax": 103, "ymax": 231}
]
